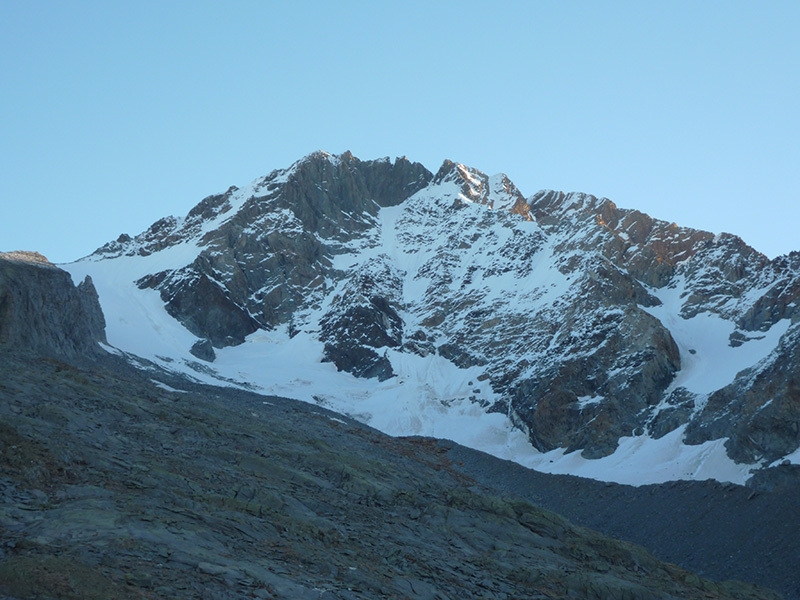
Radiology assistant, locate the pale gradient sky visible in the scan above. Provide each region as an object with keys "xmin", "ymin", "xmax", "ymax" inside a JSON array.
[{"xmin": 2, "ymin": 1, "xmax": 798, "ymax": 263}]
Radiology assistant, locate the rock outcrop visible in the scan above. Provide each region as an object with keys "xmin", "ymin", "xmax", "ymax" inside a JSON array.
[
  {"xmin": 0, "ymin": 251, "xmax": 106, "ymax": 358},
  {"xmin": 320, "ymin": 256, "xmax": 405, "ymax": 381},
  {"xmin": 685, "ymin": 320, "xmax": 800, "ymax": 463}
]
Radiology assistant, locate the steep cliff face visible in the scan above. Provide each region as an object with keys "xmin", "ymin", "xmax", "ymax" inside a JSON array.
[
  {"xmin": 0, "ymin": 251, "xmax": 106, "ymax": 359},
  {"xmin": 68, "ymin": 151, "xmax": 800, "ymax": 472}
]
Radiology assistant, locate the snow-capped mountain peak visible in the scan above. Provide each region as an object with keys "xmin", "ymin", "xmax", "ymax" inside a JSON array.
[
  {"xmin": 65, "ymin": 151, "xmax": 800, "ymax": 486},
  {"xmin": 431, "ymin": 159, "xmax": 531, "ymax": 217}
]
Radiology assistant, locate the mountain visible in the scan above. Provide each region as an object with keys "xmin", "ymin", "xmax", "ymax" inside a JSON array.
[
  {"xmin": 6, "ymin": 244, "xmax": 795, "ymax": 599},
  {"xmin": 64, "ymin": 151, "xmax": 800, "ymax": 486}
]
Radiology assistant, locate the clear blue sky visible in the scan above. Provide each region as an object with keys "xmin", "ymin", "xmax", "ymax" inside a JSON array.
[{"xmin": 2, "ymin": 1, "xmax": 798, "ymax": 263}]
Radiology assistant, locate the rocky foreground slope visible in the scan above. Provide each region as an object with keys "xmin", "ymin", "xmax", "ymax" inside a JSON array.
[{"xmin": 2, "ymin": 244, "xmax": 795, "ymax": 597}]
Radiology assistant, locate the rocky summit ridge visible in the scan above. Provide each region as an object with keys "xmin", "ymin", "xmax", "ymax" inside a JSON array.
[{"xmin": 72, "ymin": 150, "xmax": 800, "ymax": 477}]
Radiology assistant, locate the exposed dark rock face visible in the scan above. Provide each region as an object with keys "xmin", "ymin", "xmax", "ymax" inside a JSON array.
[
  {"xmin": 0, "ymin": 251, "xmax": 106, "ymax": 358},
  {"xmin": 647, "ymin": 387, "xmax": 698, "ymax": 439},
  {"xmin": 320, "ymin": 256, "xmax": 405, "ymax": 381},
  {"xmin": 737, "ymin": 251, "xmax": 800, "ymax": 331},
  {"xmin": 512, "ymin": 306, "xmax": 681, "ymax": 458},
  {"xmin": 137, "ymin": 265, "xmax": 261, "ymax": 347},
  {"xmin": 189, "ymin": 338, "xmax": 216, "ymax": 362},
  {"xmin": 129, "ymin": 152, "xmax": 432, "ymax": 348},
  {"xmin": 506, "ymin": 264, "xmax": 680, "ymax": 457},
  {"xmin": 685, "ymin": 320, "xmax": 800, "ymax": 463},
  {"xmin": 746, "ymin": 462, "xmax": 800, "ymax": 493}
]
